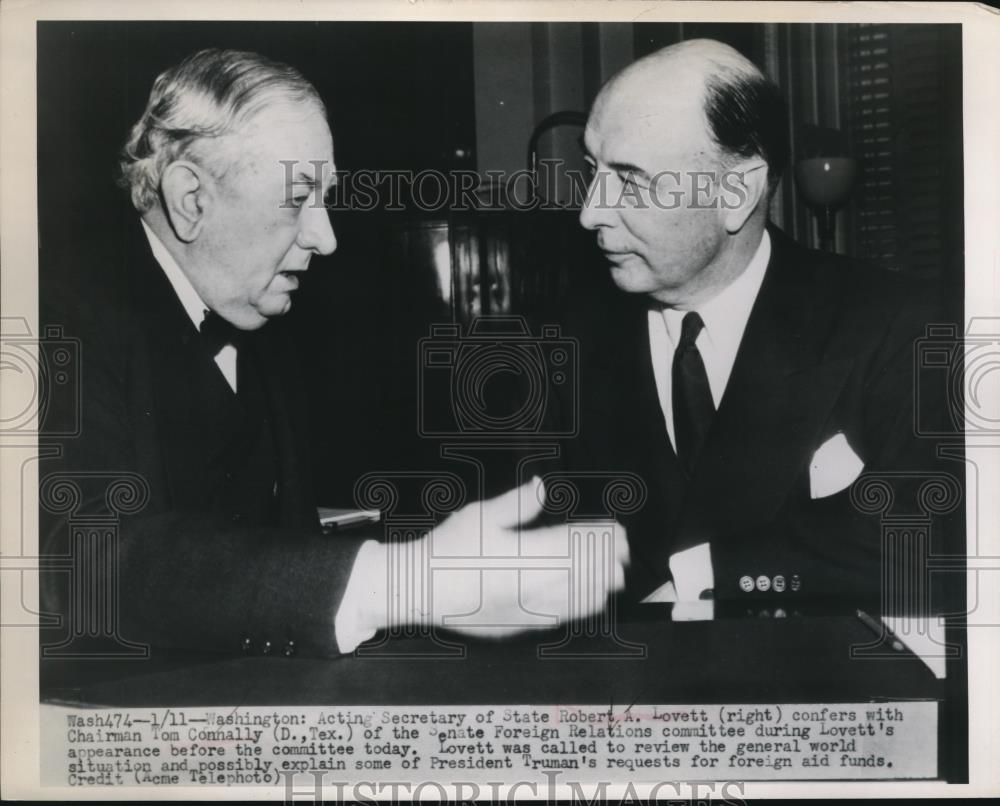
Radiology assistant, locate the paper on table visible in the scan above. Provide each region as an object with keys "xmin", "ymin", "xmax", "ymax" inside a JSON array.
[
  {"xmin": 317, "ymin": 507, "xmax": 381, "ymax": 530},
  {"xmin": 882, "ymin": 615, "xmax": 948, "ymax": 679},
  {"xmin": 641, "ymin": 579, "xmax": 715, "ymax": 621}
]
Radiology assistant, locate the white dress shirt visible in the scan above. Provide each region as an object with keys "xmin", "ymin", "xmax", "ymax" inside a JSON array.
[
  {"xmin": 648, "ymin": 230, "xmax": 771, "ymax": 448},
  {"xmin": 141, "ymin": 220, "xmax": 238, "ymax": 393},
  {"xmin": 644, "ymin": 230, "xmax": 771, "ymax": 609}
]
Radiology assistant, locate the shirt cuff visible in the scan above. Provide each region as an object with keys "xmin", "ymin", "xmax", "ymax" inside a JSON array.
[
  {"xmin": 668, "ymin": 542, "xmax": 715, "ymax": 621},
  {"xmin": 668, "ymin": 541, "xmax": 714, "ymax": 600},
  {"xmin": 333, "ymin": 539, "xmax": 386, "ymax": 654}
]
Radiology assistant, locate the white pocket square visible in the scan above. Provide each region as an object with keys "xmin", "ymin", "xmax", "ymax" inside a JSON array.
[{"xmin": 809, "ymin": 432, "xmax": 864, "ymax": 499}]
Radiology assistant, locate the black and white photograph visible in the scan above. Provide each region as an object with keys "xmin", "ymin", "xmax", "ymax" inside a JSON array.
[{"xmin": 1, "ymin": 0, "xmax": 998, "ymax": 801}]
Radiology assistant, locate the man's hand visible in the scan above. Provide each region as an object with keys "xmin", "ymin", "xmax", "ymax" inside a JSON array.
[
  {"xmin": 335, "ymin": 478, "xmax": 629, "ymax": 651},
  {"xmin": 420, "ymin": 477, "xmax": 629, "ymax": 638}
]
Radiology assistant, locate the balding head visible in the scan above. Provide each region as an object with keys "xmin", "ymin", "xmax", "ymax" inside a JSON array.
[
  {"xmin": 579, "ymin": 39, "xmax": 788, "ymax": 308},
  {"xmin": 593, "ymin": 39, "xmax": 788, "ymax": 196}
]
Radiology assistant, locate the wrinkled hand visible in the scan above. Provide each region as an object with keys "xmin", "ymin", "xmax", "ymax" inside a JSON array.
[{"xmin": 415, "ymin": 477, "xmax": 630, "ymax": 638}]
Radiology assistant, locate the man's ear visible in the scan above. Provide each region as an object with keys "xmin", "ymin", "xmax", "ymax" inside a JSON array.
[
  {"xmin": 160, "ymin": 161, "xmax": 208, "ymax": 242},
  {"xmin": 720, "ymin": 160, "xmax": 769, "ymax": 234}
]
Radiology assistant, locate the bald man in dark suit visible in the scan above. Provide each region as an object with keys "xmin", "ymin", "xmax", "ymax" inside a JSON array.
[{"xmin": 535, "ymin": 39, "xmax": 953, "ymax": 616}]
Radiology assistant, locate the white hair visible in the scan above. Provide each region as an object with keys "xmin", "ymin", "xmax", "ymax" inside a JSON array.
[{"xmin": 117, "ymin": 48, "xmax": 326, "ymax": 212}]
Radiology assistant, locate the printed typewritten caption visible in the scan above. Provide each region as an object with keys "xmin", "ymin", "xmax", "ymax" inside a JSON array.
[{"xmin": 41, "ymin": 702, "xmax": 938, "ymax": 786}]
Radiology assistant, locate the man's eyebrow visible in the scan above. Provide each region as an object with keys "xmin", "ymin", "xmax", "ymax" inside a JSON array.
[
  {"xmin": 290, "ymin": 171, "xmax": 321, "ymax": 186},
  {"xmin": 288, "ymin": 171, "xmax": 338, "ymax": 194},
  {"xmin": 606, "ymin": 160, "xmax": 652, "ymax": 180},
  {"xmin": 575, "ymin": 137, "xmax": 651, "ymax": 180}
]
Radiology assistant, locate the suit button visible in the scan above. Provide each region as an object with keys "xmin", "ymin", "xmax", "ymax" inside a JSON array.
[
  {"xmin": 283, "ymin": 641, "xmax": 297, "ymax": 658},
  {"xmin": 261, "ymin": 640, "xmax": 273, "ymax": 656},
  {"xmin": 739, "ymin": 575, "xmax": 755, "ymax": 593},
  {"xmin": 790, "ymin": 574, "xmax": 802, "ymax": 592},
  {"xmin": 240, "ymin": 635, "xmax": 253, "ymax": 654},
  {"xmin": 755, "ymin": 575, "xmax": 771, "ymax": 592},
  {"xmin": 772, "ymin": 574, "xmax": 786, "ymax": 593}
]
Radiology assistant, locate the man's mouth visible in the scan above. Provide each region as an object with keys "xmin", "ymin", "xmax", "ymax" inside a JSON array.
[
  {"xmin": 277, "ymin": 269, "xmax": 306, "ymax": 289},
  {"xmin": 597, "ymin": 239, "xmax": 631, "ymax": 259},
  {"xmin": 602, "ymin": 250, "xmax": 633, "ymax": 263}
]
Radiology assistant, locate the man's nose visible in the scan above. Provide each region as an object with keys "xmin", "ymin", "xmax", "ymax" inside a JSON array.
[
  {"xmin": 298, "ymin": 203, "xmax": 337, "ymax": 255},
  {"xmin": 579, "ymin": 175, "xmax": 612, "ymax": 231}
]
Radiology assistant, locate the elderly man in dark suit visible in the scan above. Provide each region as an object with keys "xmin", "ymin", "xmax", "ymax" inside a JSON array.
[
  {"xmin": 542, "ymin": 39, "xmax": 950, "ymax": 614},
  {"xmin": 40, "ymin": 48, "xmax": 627, "ymax": 658}
]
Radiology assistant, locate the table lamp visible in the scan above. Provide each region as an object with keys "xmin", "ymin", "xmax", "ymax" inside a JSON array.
[{"xmin": 793, "ymin": 125, "xmax": 857, "ymax": 252}]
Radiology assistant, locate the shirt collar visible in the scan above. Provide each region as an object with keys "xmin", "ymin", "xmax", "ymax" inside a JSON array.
[
  {"xmin": 662, "ymin": 229, "xmax": 771, "ymax": 353},
  {"xmin": 140, "ymin": 219, "xmax": 209, "ymax": 330}
]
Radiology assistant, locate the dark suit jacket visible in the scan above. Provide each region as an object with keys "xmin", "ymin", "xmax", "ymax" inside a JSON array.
[
  {"xmin": 40, "ymin": 219, "xmax": 372, "ymax": 657},
  {"xmin": 537, "ymin": 226, "xmax": 955, "ymax": 613}
]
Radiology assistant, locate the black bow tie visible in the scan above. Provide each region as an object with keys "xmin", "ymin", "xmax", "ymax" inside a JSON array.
[{"xmin": 199, "ymin": 310, "xmax": 244, "ymax": 356}]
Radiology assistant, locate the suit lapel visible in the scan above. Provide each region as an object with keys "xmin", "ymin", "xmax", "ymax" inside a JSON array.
[
  {"xmin": 128, "ymin": 226, "xmax": 246, "ymax": 478},
  {"xmin": 623, "ymin": 299, "xmax": 688, "ymax": 522},
  {"xmin": 252, "ymin": 323, "xmax": 316, "ymax": 527},
  {"xmin": 671, "ymin": 231, "xmax": 855, "ymax": 551},
  {"xmin": 581, "ymin": 295, "xmax": 687, "ymax": 561}
]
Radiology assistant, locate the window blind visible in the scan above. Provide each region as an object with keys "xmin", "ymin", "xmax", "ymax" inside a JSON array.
[{"xmin": 843, "ymin": 24, "xmax": 962, "ymax": 278}]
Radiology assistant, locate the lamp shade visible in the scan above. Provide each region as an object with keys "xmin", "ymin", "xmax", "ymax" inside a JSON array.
[{"xmin": 794, "ymin": 157, "xmax": 857, "ymax": 208}]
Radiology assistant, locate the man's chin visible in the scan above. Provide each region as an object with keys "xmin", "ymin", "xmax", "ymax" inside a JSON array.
[
  {"xmin": 228, "ymin": 308, "xmax": 281, "ymax": 330},
  {"xmin": 608, "ymin": 262, "xmax": 655, "ymax": 295},
  {"xmin": 255, "ymin": 294, "xmax": 294, "ymax": 322}
]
